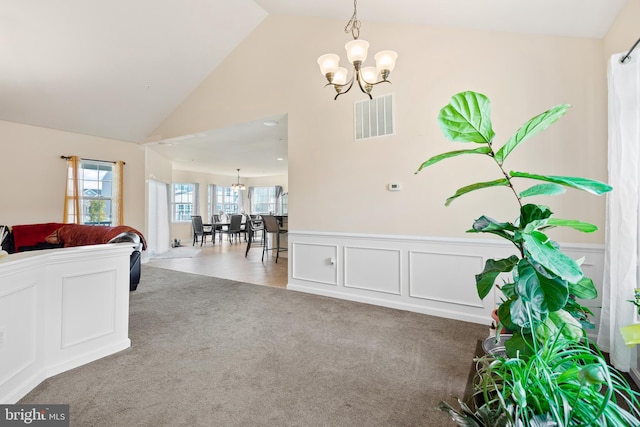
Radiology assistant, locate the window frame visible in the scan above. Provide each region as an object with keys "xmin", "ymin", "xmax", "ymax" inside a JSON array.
[
  {"xmin": 69, "ymin": 159, "xmax": 115, "ymax": 226},
  {"xmin": 171, "ymin": 183, "xmax": 198, "ymax": 223},
  {"xmin": 213, "ymin": 186, "xmax": 239, "ymax": 215},
  {"xmin": 251, "ymin": 186, "xmax": 278, "ymax": 214}
]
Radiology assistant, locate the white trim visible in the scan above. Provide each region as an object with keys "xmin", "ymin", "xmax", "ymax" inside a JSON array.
[
  {"xmin": 288, "ymin": 230, "xmax": 605, "ymax": 251},
  {"xmin": 287, "ymin": 231, "xmax": 605, "ymax": 330}
]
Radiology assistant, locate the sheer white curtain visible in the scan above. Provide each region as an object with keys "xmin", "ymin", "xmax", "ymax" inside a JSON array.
[
  {"xmin": 597, "ymin": 52, "xmax": 640, "ymax": 371},
  {"xmin": 147, "ymin": 179, "xmax": 171, "ymax": 256}
]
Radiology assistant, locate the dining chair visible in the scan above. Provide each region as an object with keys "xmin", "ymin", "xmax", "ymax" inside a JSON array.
[
  {"xmin": 240, "ymin": 214, "xmax": 253, "ymax": 241},
  {"xmin": 211, "ymin": 214, "xmax": 224, "ymax": 242},
  {"xmin": 244, "ymin": 217, "xmax": 265, "ymax": 257},
  {"xmin": 226, "ymin": 214, "xmax": 243, "ymax": 243},
  {"xmin": 261, "ymin": 215, "xmax": 287, "ymax": 263},
  {"xmin": 191, "ymin": 215, "xmax": 212, "ymax": 246}
]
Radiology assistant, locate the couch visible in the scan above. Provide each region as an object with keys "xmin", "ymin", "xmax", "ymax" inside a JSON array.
[{"xmin": 1, "ymin": 223, "xmax": 146, "ymax": 291}]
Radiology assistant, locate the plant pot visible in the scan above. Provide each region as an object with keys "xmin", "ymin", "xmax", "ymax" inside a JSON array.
[{"xmin": 482, "ymin": 334, "xmax": 511, "ymax": 357}]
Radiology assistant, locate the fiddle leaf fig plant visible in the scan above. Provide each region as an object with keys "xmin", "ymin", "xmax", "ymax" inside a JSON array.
[
  {"xmin": 423, "ymin": 92, "xmax": 640, "ymax": 426},
  {"xmin": 416, "ymin": 91, "xmax": 612, "ymax": 356}
]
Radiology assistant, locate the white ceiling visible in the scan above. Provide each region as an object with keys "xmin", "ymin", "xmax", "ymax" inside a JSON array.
[
  {"xmin": 0, "ymin": 0, "xmax": 627, "ymax": 176},
  {"xmin": 147, "ymin": 113, "xmax": 288, "ymax": 178}
]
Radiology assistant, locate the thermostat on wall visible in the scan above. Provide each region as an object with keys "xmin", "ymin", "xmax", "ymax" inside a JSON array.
[{"xmin": 388, "ymin": 183, "xmax": 401, "ymax": 191}]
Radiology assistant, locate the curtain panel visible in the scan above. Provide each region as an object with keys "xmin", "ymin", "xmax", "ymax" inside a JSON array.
[
  {"xmin": 597, "ymin": 53, "xmax": 640, "ymax": 372},
  {"xmin": 63, "ymin": 156, "xmax": 81, "ymax": 224}
]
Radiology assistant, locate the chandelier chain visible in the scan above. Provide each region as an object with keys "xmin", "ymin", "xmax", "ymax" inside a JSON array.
[{"xmin": 344, "ymin": 0, "xmax": 361, "ymax": 39}]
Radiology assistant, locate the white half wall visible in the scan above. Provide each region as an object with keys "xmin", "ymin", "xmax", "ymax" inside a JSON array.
[
  {"xmin": 287, "ymin": 231, "xmax": 605, "ymax": 330},
  {"xmin": 0, "ymin": 244, "xmax": 132, "ymax": 404}
]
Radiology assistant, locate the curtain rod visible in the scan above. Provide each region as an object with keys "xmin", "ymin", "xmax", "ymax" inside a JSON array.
[
  {"xmin": 620, "ymin": 37, "xmax": 640, "ymax": 64},
  {"xmin": 60, "ymin": 155, "xmax": 125, "ymax": 165}
]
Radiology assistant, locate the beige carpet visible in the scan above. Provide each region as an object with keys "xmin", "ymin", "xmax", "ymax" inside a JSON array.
[{"xmin": 20, "ymin": 266, "xmax": 487, "ymax": 426}]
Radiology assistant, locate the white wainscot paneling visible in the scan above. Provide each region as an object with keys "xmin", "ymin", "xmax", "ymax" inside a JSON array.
[
  {"xmin": 287, "ymin": 231, "xmax": 605, "ymax": 328},
  {"xmin": 0, "ymin": 244, "xmax": 132, "ymax": 404},
  {"xmin": 344, "ymin": 246, "xmax": 401, "ymax": 295},
  {"xmin": 61, "ymin": 270, "xmax": 117, "ymax": 348},
  {"xmin": 409, "ymin": 251, "xmax": 483, "ymax": 308},
  {"xmin": 292, "ymin": 242, "xmax": 338, "ymax": 285},
  {"xmin": 0, "ymin": 284, "xmax": 38, "ymax": 388}
]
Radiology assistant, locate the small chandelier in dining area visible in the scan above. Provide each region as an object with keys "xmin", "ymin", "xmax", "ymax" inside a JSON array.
[
  {"xmin": 231, "ymin": 169, "xmax": 246, "ymax": 191},
  {"xmin": 317, "ymin": 0, "xmax": 398, "ymax": 100}
]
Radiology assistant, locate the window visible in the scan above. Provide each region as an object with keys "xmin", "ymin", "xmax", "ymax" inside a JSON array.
[
  {"xmin": 172, "ymin": 183, "xmax": 198, "ymax": 222},
  {"xmin": 214, "ymin": 186, "xmax": 239, "ymax": 215},
  {"xmin": 65, "ymin": 159, "xmax": 121, "ymax": 225},
  {"xmin": 280, "ymin": 192, "xmax": 288, "ymax": 215},
  {"xmin": 251, "ymin": 187, "xmax": 277, "ymax": 214}
]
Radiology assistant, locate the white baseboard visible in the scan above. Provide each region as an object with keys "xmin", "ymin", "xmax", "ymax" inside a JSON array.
[{"xmin": 287, "ymin": 282, "xmax": 491, "ymax": 325}]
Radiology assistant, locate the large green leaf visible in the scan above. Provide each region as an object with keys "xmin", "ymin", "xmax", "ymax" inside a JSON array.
[
  {"xmin": 519, "ymin": 183, "xmax": 567, "ymax": 199},
  {"xmin": 532, "ymin": 263, "xmax": 569, "ymax": 311},
  {"xmin": 569, "ymin": 277, "xmax": 598, "ymax": 300},
  {"xmin": 516, "ymin": 259, "xmax": 546, "ymax": 311},
  {"xmin": 470, "ymin": 215, "xmax": 518, "ymax": 232},
  {"xmin": 438, "ymin": 91, "xmax": 495, "ymax": 143},
  {"xmin": 520, "ymin": 204, "xmax": 552, "ymax": 227},
  {"xmin": 504, "ymin": 331, "xmax": 536, "ymax": 358},
  {"xmin": 524, "ymin": 218, "xmax": 599, "ymax": 235},
  {"xmin": 445, "ymin": 178, "xmax": 510, "ymax": 206},
  {"xmin": 475, "ymin": 255, "xmax": 520, "ymax": 299},
  {"xmin": 494, "ymin": 104, "xmax": 571, "ymax": 164},
  {"xmin": 415, "ymin": 146, "xmax": 491, "ymax": 173},
  {"xmin": 510, "ymin": 171, "xmax": 612, "ymax": 195},
  {"xmin": 510, "ymin": 296, "xmax": 546, "ymax": 329},
  {"xmin": 546, "ymin": 218, "xmax": 598, "ymax": 233},
  {"xmin": 468, "ymin": 215, "xmax": 517, "ymax": 242},
  {"xmin": 522, "ymin": 231, "xmax": 583, "ymax": 283},
  {"xmin": 498, "ymin": 298, "xmax": 518, "ymax": 331}
]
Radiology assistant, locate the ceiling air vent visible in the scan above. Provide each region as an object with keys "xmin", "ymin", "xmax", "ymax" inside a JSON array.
[{"xmin": 354, "ymin": 94, "xmax": 394, "ymax": 141}]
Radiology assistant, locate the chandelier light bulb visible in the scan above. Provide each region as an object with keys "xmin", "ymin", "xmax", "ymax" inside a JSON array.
[
  {"xmin": 345, "ymin": 39, "xmax": 369, "ymax": 64},
  {"xmin": 317, "ymin": 53, "xmax": 340, "ymax": 82},
  {"xmin": 332, "ymin": 67, "xmax": 348, "ymax": 85},
  {"xmin": 375, "ymin": 50, "xmax": 398, "ymax": 79},
  {"xmin": 360, "ymin": 66, "xmax": 379, "ymax": 84}
]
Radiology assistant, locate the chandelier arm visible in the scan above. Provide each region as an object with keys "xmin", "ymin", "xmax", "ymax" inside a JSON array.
[
  {"xmin": 361, "ymin": 78, "xmax": 393, "ymax": 87},
  {"xmin": 354, "ymin": 71, "xmax": 373, "ymax": 99},
  {"xmin": 332, "ymin": 74, "xmax": 356, "ymax": 100}
]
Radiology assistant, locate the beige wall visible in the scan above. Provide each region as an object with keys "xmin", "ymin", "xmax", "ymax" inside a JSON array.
[
  {"xmin": 0, "ymin": 120, "xmax": 145, "ymax": 231},
  {"xmin": 145, "ymin": 147, "xmax": 173, "ymax": 185},
  {"xmin": 153, "ymin": 15, "xmax": 609, "ymax": 243}
]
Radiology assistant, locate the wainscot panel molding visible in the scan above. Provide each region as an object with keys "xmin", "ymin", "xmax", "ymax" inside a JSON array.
[
  {"xmin": 287, "ymin": 231, "xmax": 605, "ymax": 330},
  {"xmin": 0, "ymin": 244, "xmax": 132, "ymax": 404}
]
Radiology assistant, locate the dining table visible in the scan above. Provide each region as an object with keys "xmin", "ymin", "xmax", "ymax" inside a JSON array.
[{"xmin": 203, "ymin": 222, "xmax": 230, "ymax": 244}]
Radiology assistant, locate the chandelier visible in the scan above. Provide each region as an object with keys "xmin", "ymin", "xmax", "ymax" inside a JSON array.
[
  {"xmin": 317, "ymin": 0, "xmax": 398, "ymax": 100},
  {"xmin": 231, "ymin": 169, "xmax": 246, "ymax": 191}
]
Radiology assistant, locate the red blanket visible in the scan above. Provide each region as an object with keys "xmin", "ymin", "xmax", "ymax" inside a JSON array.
[
  {"xmin": 55, "ymin": 224, "xmax": 147, "ymax": 250},
  {"xmin": 11, "ymin": 223, "xmax": 146, "ymax": 252},
  {"xmin": 12, "ymin": 223, "xmax": 65, "ymax": 251}
]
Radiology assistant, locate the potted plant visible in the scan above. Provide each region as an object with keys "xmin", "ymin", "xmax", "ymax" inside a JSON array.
[
  {"xmin": 439, "ymin": 332, "xmax": 640, "ymax": 425},
  {"xmin": 417, "ymin": 91, "xmax": 640, "ymax": 424}
]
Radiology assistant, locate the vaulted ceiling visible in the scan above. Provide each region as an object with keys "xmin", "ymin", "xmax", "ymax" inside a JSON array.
[{"xmin": 0, "ymin": 0, "xmax": 627, "ymax": 176}]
